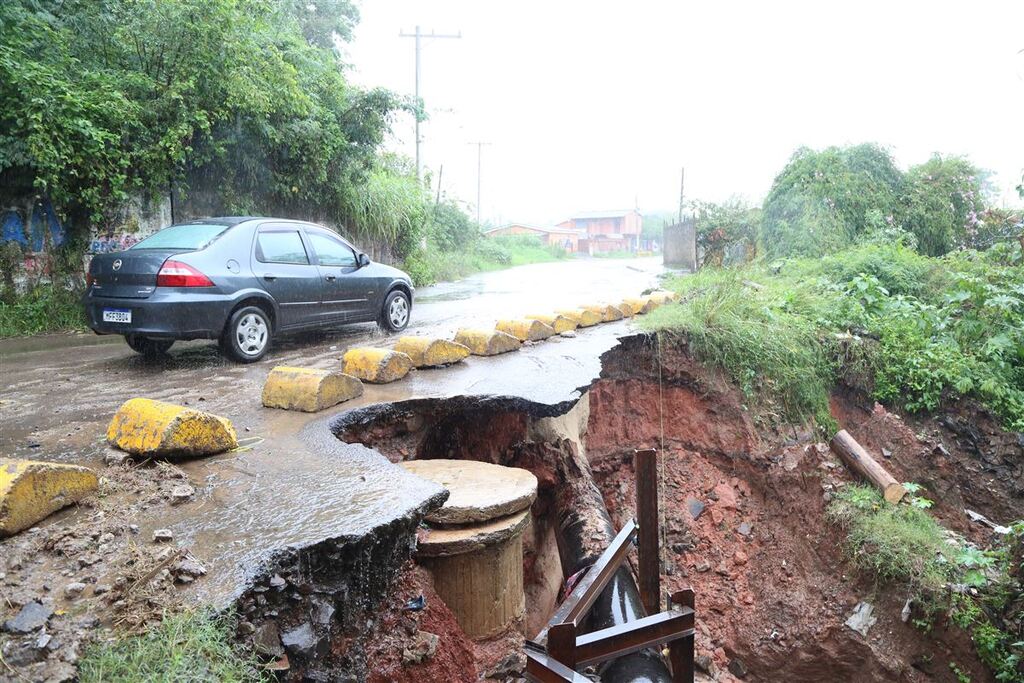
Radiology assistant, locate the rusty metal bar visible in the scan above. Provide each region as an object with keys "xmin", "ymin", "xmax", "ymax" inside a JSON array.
[
  {"xmin": 668, "ymin": 631, "xmax": 695, "ymax": 683},
  {"xmin": 525, "ymin": 648, "xmax": 593, "ymax": 683},
  {"xmin": 537, "ymin": 519, "xmax": 637, "ymax": 640},
  {"xmin": 547, "ymin": 622, "xmax": 578, "ymax": 669},
  {"xmin": 635, "ymin": 448, "xmax": 660, "ymax": 616},
  {"xmin": 573, "ymin": 608, "xmax": 695, "ymax": 668}
]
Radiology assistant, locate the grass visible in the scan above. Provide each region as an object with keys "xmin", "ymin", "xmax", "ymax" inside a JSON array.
[
  {"xmin": 640, "ymin": 241, "xmax": 1024, "ymax": 432},
  {"xmin": 638, "ymin": 267, "xmax": 835, "ymax": 427},
  {"xmin": 403, "ymin": 234, "xmax": 570, "ymax": 286},
  {"xmin": 78, "ymin": 609, "xmax": 267, "ymax": 683},
  {"xmin": 0, "ymin": 284, "xmax": 87, "ymax": 337},
  {"xmin": 827, "ymin": 485, "xmax": 954, "ymax": 602}
]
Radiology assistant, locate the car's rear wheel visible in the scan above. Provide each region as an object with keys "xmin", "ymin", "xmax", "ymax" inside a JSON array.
[
  {"xmin": 220, "ymin": 305, "xmax": 271, "ymax": 363},
  {"xmin": 378, "ymin": 289, "xmax": 410, "ymax": 333},
  {"xmin": 125, "ymin": 335, "xmax": 174, "ymax": 357}
]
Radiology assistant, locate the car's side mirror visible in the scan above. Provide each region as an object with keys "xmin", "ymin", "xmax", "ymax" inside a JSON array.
[{"xmin": 357, "ymin": 253, "xmax": 370, "ymax": 267}]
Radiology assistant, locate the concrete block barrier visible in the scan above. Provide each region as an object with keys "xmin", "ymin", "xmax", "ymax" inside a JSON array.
[
  {"xmin": 524, "ymin": 313, "xmax": 578, "ymax": 334},
  {"xmin": 453, "ymin": 329, "xmax": 522, "ymax": 356},
  {"xmin": 555, "ymin": 308, "xmax": 602, "ymax": 327},
  {"xmin": 582, "ymin": 303, "xmax": 624, "ymax": 322},
  {"xmin": 394, "ymin": 337, "xmax": 471, "ymax": 368},
  {"xmin": 622, "ymin": 296, "xmax": 654, "ymax": 314},
  {"xmin": 342, "ymin": 348, "xmax": 413, "ymax": 384},
  {"xmin": 0, "ymin": 458, "xmax": 99, "ymax": 536},
  {"xmin": 107, "ymin": 398, "xmax": 238, "ymax": 457},
  {"xmin": 647, "ymin": 290, "xmax": 678, "ymax": 305},
  {"xmin": 495, "ymin": 318, "xmax": 556, "ymax": 342},
  {"xmin": 616, "ymin": 300, "xmax": 637, "ymax": 317},
  {"xmin": 261, "ymin": 367, "xmax": 364, "ymax": 412}
]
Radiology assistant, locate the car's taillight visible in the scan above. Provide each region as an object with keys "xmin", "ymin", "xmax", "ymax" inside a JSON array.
[
  {"xmin": 86, "ymin": 272, "xmax": 95, "ymax": 288},
  {"xmin": 157, "ymin": 260, "xmax": 215, "ymax": 287}
]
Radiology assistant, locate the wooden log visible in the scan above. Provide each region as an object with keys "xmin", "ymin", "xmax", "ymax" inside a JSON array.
[{"xmin": 829, "ymin": 430, "xmax": 906, "ymax": 504}]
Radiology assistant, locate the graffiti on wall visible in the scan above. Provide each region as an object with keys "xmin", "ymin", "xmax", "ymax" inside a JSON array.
[
  {"xmin": 0, "ymin": 200, "xmax": 67, "ymax": 252},
  {"xmin": 89, "ymin": 233, "xmax": 140, "ymax": 253}
]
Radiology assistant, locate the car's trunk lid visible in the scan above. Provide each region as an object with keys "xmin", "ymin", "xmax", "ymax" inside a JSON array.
[{"xmin": 89, "ymin": 250, "xmax": 181, "ymax": 299}]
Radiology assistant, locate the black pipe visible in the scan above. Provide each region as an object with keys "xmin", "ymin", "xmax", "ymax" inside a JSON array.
[{"xmin": 553, "ymin": 461, "xmax": 672, "ymax": 683}]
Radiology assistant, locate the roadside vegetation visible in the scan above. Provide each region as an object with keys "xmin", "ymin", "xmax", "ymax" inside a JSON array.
[
  {"xmin": 78, "ymin": 609, "xmax": 266, "ymax": 683},
  {"xmin": 829, "ymin": 485, "xmax": 1024, "ymax": 682},
  {"xmin": 0, "ymin": 2, "xmax": 564, "ymax": 337},
  {"xmin": 641, "ymin": 144, "xmax": 1023, "ymax": 680}
]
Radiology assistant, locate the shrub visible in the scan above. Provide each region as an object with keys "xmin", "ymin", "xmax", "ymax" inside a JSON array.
[{"xmin": 827, "ymin": 485, "xmax": 954, "ymax": 602}]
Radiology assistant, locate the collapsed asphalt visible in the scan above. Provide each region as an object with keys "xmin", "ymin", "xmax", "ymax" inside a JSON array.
[{"xmin": 0, "ymin": 256, "xmax": 668, "ymax": 607}]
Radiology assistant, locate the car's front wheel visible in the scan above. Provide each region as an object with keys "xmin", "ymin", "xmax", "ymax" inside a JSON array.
[
  {"xmin": 378, "ymin": 289, "xmax": 410, "ymax": 333},
  {"xmin": 220, "ymin": 305, "xmax": 271, "ymax": 363},
  {"xmin": 125, "ymin": 335, "xmax": 174, "ymax": 357}
]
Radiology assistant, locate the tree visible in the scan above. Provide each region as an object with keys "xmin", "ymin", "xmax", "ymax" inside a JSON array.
[
  {"xmin": 762, "ymin": 144, "xmax": 903, "ymax": 258},
  {"xmin": 900, "ymin": 155, "xmax": 986, "ymax": 256},
  {"xmin": 0, "ymin": 0, "xmax": 408, "ymax": 238}
]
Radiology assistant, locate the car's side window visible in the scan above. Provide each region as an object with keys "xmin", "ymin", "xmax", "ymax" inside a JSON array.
[
  {"xmin": 256, "ymin": 231, "xmax": 309, "ymax": 265},
  {"xmin": 308, "ymin": 233, "xmax": 357, "ymax": 268}
]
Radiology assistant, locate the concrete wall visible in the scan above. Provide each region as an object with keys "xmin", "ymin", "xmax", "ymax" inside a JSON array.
[{"xmin": 663, "ymin": 220, "xmax": 697, "ymax": 271}]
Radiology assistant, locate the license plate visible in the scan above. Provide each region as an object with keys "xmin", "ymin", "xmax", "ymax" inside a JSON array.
[{"xmin": 102, "ymin": 308, "xmax": 132, "ymax": 324}]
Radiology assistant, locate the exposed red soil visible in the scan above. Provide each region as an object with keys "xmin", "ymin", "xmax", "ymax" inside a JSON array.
[
  {"xmin": 363, "ymin": 563, "xmax": 477, "ymax": 683},
  {"xmin": 585, "ymin": 349, "xmax": 1002, "ymax": 682},
  {"xmin": 831, "ymin": 390, "xmax": 1023, "ymax": 538}
]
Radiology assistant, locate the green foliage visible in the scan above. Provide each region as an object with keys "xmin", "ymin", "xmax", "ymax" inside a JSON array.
[
  {"xmin": 827, "ymin": 484, "xmax": 954, "ymax": 601},
  {"xmin": 427, "ymin": 199, "xmax": 480, "ymax": 252},
  {"xmin": 650, "ymin": 239, "xmax": 1024, "ymax": 431},
  {"xmin": 830, "ymin": 486, "xmax": 1024, "ymax": 682},
  {"xmin": 78, "ymin": 609, "xmax": 267, "ymax": 683},
  {"xmin": 902, "ymin": 155, "xmax": 987, "ymax": 256},
  {"xmin": 639, "ymin": 268, "xmax": 834, "ymax": 424},
  {"xmin": 0, "ymin": 0, "xmax": 407, "ymax": 233},
  {"xmin": 0, "ymin": 283, "xmax": 86, "ymax": 337},
  {"xmin": 690, "ymin": 198, "xmax": 761, "ymax": 266},
  {"xmin": 762, "ymin": 144, "xmax": 904, "ymax": 258}
]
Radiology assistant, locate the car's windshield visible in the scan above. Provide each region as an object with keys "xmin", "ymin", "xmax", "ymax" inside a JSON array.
[{"xmin": 130, "ymin": 223, "xmax": 229, "ymax": 250}]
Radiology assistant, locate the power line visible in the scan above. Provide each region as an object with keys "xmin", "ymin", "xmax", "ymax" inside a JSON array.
[
  {"xmin": 399, "ymin": 26, "xmax": 461, "ymax": 180},
  {"xmin": 467, "ymin": 141, "xmax": 491, "ymax": 227}
]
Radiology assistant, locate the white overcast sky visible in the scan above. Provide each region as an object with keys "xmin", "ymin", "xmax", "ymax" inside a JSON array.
[{"xmin": 345, "ymin": 1, "xmax": 1024, "ymax": 225}]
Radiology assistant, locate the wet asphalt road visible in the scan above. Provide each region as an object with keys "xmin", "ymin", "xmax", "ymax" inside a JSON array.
[{"xmin": 0, "ymin": 256, "xmax": 668, "ymax": 603}]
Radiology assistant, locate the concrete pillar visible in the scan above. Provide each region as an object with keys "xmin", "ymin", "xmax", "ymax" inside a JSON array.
[{"xmin": 400, "ymin": 459, "xmax": 538, "ymax": 639}]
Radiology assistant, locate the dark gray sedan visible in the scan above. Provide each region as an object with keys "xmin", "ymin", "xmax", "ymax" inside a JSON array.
[{"xmin": 84, "ymin": 217, "xmax": 414, "ymax": 362}]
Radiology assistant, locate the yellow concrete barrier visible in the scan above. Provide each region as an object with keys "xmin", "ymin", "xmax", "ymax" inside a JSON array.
[
  {"xmin": 616, "ymin": 301, "xmax": 636, "ymax": 318},
  {"xmin": 582, "ymin": 303, "xmax": 624, "ymax": 322},
  {"xmin": 556, "ymin": 308, "xmax": 602, "ymax": 328},
  {"xmin": 107, "ymin": 398, "xmax": 238, "ymax": 456},
  {"xmin": 495, "ymin": 319, "xmax": 556, "ymax": 342},
  {"xmin": 647, "ymin": 290, "xmax": 678, "ymax": 305},
  {"xmin": 0, "ymin": 458, "xmax": 99, "ymax": 536},
  {"xmin": 623, "ymin": 297, "xmax": 654, "ymax": 314},
  {"xmin": 453, "ymin": 329, "xmax": 522, "ymax": 356},
  {"xmin": 342, "ymin": 347, "xmax": 413, "ymax": 383},
  {"xmin": 525, "ymin": 313, "xmax": 577, "ymax": 334},
  {"xmin": 394, "ymin": 337, "xmax": 471, "ymax": 368},
  {"xmin": 262, "ymin": 367, "xmax": 363, "ymax": 412}
]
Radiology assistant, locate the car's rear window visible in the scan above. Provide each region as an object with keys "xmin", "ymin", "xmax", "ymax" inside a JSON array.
[{"xmin": 130, "ymin": 223, "xmax": 229, "ymax": 250}]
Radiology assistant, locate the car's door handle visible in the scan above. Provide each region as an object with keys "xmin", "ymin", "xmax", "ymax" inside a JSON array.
[
  {"xmin": 263, "ymin": 273, "xmax": 277, "ymax": 281},
  {"xmin": 325, "ymin": 275, "xmax": 337, "ymax": 281}
]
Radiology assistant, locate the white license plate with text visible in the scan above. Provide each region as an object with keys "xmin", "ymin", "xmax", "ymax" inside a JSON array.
[{"xmin": 102, "ymin": 308, "xmax": 132, "ymax": 324}]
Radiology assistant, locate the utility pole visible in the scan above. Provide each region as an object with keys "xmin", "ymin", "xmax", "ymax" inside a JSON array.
[
  {"xmin": 678, "ymin": 166, "xmax": 685, "ymax": 223},
  {"xmin": 468, "ymin": 141, "xmax": 491, "ymax": 227},
  {"xmin": 399, "ymin": 26, "xmax": 461, "ymax": 180}
]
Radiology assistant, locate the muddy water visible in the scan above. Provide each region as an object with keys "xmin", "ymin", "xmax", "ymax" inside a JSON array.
[{"xmin": 0, "ymin": 257, "xmax": 668, "ymax": 606}]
